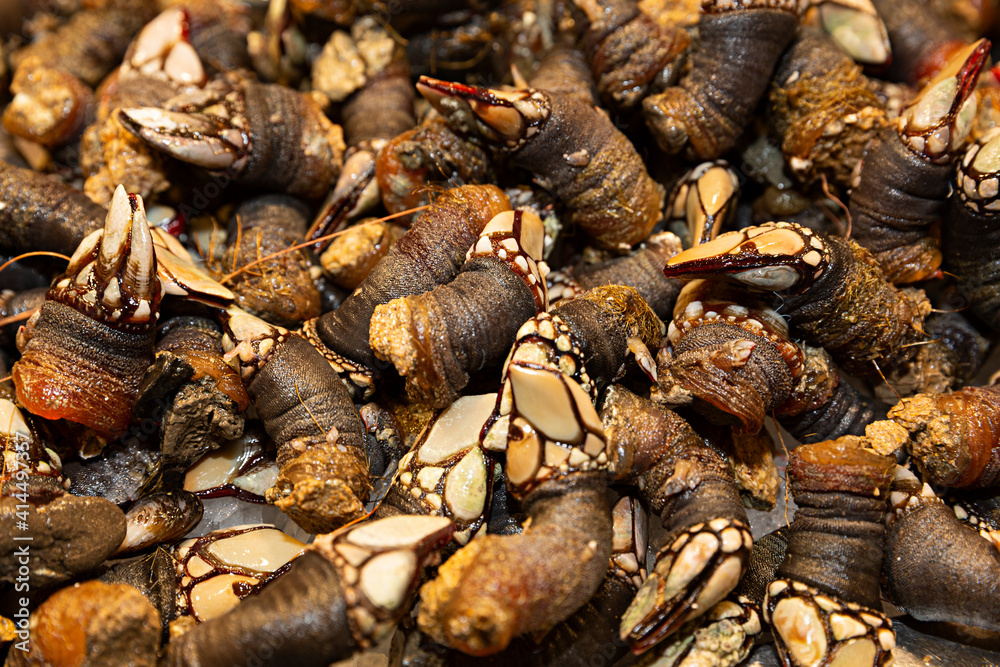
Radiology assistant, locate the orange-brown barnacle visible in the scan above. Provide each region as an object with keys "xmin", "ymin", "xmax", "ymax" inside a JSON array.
[
  {"xmin": 416, "ymin": 77, "xmax": 550, "ymax": 150},
  {"xmin": 897, "ymin": 38, "xmax": 990, "ymax": 163},
  {"xmin": 663, "ymin": 221, "xmax": 831, "ymax": 294},
  {"xmin": 12, "ymin": 185, "xmax": 161, "ymax": 438}
]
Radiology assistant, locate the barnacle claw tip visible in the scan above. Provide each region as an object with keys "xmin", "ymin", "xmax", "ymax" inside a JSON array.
[
  {"xmin": 663, "ymin": 222, "xmax": 828, "ymax": 292},
  {"xmin": 416, "ymin": 76, "xmax": 545, "ymax": 144},
  {"xmin": 117, "ymin": 107, "xmax": 242, "ymax": 170},
  {"xmin": 97, "ymin": 186, "xmax": 157, "ymax": 307}
]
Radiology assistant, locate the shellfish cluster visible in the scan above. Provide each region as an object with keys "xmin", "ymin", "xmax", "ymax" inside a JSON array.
[{"xmin": 3, "ymin": 0, "xmax": 1000, "ymax": 666}]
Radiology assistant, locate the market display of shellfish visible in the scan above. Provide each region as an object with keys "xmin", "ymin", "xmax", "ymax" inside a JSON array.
[{"xmin": 6, "ymin": 1, "xmax": 1000, "ymax": 666}]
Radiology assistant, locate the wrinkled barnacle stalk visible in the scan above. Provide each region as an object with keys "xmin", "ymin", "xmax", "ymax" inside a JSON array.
[
  {"xmin": 814, "ymin": 0, "xmax": 891, "ymax": 66},
  {"xmin": 118, "ymin": 71, "xmax": 345, "ymax": 199},
  {"xmin": 308, "ymin": 184, "xmax": 510, "ymax": 394},
  {"xmin": 307, "ymin": 19, "xmax": 417, "ymax": 242},
  {"xmin": 572, "ymin": 0, "xmax": 690, "ymax": 112},
  {"xmin": 668, "ymin": 161, "xmax": 740, "ymax": 249},
  {"xmin": 884, "ymin": 467, "xmax": 1000, "ymax": 631},
  {"xmin": 0, "ymin": 398, "xmax": 127, "ymax": 589},
  {"xmin": 402, "ymin": 494, "xmax": 650, "ymax": 666},
  {"xmin": 2, "ymin": 0, "xmax": 157, "ymax": 147},
  {"xmin": 6, "ymin": 580, "xmax": 161, "ymax": 667},
  {"xmin": 658, "ymin": 279, "xmax": 805, "ymax": 434},
  {"xmin": 370, "ymin": 210, "xmax": 548, "ymax": 408},
  {"xmin": 549, "ymin": 231, "xmax": 684, "ymax": 321},
  {"xmin": 886, "ymin": 385, "xmax": 1000, "ymax": 489},
  {"xmin": 372, "ymin": 393, "xmax": 494, "ymax": 547},
  {"xmin": 0, "ymin": 160, "xmax": 108, "ymax": 257},
  {"xmin": 849, "ymin": 39, "xmax": 989, "ymax": 284},
  {"xmin": 81, "ymin": 7, "xmax": 210, "ymax": 206},
  {"xmin": 763, "ymin": 438, "xmax": 897, "ymax": 667},
  {"xmin": 165, "ymin": 515, "xmax": 454, "ymax": 666},
  {"xmin": 662, "ymin": 221, "xmax": 933, "ymax": 379},
  {"xmin": 944, "ymin": 127, "xmax": 1000, "ymax": 331},
  {"xmin": 418, "ymin": 286, "xmax": 663, "ymax": 655},
  {"xmin": 642, "ymin": 0, "xmax": 799, "ymax": 160},
  {"xmin": 776, "ymin": 343, "xmax": 889, "ymax": 445},
  {"xmin": 600, "ymin": 386, "xmax": 753, "ymax": 654},
  {"xmin": 222, "ymin": 195, "xmax": 321, "ymax": 327},
  {"xmin": 133, "ymin": 315, "xmax": 249, "ymax": 467},
  {"xmin": 870, "ymin": 0, "xmax": 972, "ymax": 85},
  {"xmin": 13, "ymin": 185, "xmax": 161, "ymax": 439},
  {"xmin": 768, "ymin": 27, "xmax": 886, "ymax": 191},
  {"xmin": 524, "ymin": 43, "xmax": 600, "ymax": 109},
  {"xmin": 417, "ymin": 77, "xmax": 664, "ymax": 251},
  {"xmin": 220, "ymin": 308, "xmax": 369, "ymax": 534},
  {"xmin": 374, "ymin": 115, "xmax": 494, "ymax": 219}
]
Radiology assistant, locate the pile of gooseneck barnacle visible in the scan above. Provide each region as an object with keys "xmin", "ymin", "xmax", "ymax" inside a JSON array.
[{"xmin": 3, "ymin": 0, "xmax": 1000, "ymax": 665}]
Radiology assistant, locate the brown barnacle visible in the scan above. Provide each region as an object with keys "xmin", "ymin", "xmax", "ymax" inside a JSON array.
[
  {"xmin": 222, "ymin": 195, "xmax": 321, "ymax": 327},
  {"xmin": 662, "ymin": 222, "xmax": 933, "ymax": 379},
  {"xmin": 417, "ymin": 76, "xmax": 664, "ymax": 251},
  {"xmin": 5, "ymin": 580, "xmax": 160, "ymax": 667},
  {"xmin": 573, "ymin": 0, "xmax": 690, "ymax": 112},
  {"xmin": 562, "ymin": 231, "xmax": 684, "ymax": 321},
  {"xmin": 375, "ymin": 116, "xmax": 493, "ymax": 218},
  {"xmin": 883, "ymin": 467, "xmax": 1000, "ymax": 631},
  {"xmin": 10, "ymin": 1, "xmax": 157, "ymax": 88},
  {"xmin": 659, "ymin": 279, "xmax": 804, "ymax": 434},
  {"xmin": 370, "ymin": 210, "xmax": 547, "ymax": 408},
  {"xmin": 2, "ymin": 55, "xmax": 95, "ymax": 147},
  {"xmin": 763, "ymin": 438, "xmax": 896, "ymax": 667},
  {"xmin": 642, "ymin": 0, "xmax": 800, "ymax": 160},
  {"xmin": 13, "ymin": 186, "xmax": 160, "ymax": 439},
  {"xmin": 522, "ymin": 43, "xmax": 600, "ymax": 109},
  {"xmin": 768, "ymin": 27, "xmax": 886, "ymax": 191},
  {"xmin": 134, "ymin": 315, "xmax": 247, "ymax": 467},
  {"xmin": 119, "ymin": 72, "xmax": 345, "ymax": 199},
  {"xmin": 601, "ymin": 386, "xmax": 752, "ymax": 654},
  {"xmin": 0, "ymin": 160, "xmax": 107, "ymax": 257},
  {"xmin": 373, "ymin": 393, "xmax": 494, "ymax": 548},
  {"xmin": 172, "ymin": 524, "xmax": 306, "ymax": 623},
  {"xmin": 849, "ymin": 39, "xmax": 989, "ymax": 284},
  {"xmin": 404, "ymin": 494, "xmax": 649, "ymax": 667},
  {"xmin": 870, "ymin": 0, "xmax": 972, "ymax": 85},
  {"xmin": 114, "ymin": 489, "xmax": 203, "ymax": 556},
  {"xmin": 637, "ymin": 595, "xmax": 762, "ymax": 667},
  {"xmin": 944, "ymin": 127, "xmax": 1000, "ymax": 331},
  {"xmin": 872, "ymin": 311, "xmax": 990, "ymax": 401},
  {"xmin": 888, "ymin": 385, "xmax": 1000, "ymax": 489},
  {"xmin": 483, "ymin": 284, "xmax": 665, "ymax": 455},
  {"xmin": 79, "ymin": 7, "xmax": 210, "ymax": 206},
  {"xmin": 340, "ymin": 15, "xmax": 416, "ymax": 151},
  {"xmin": 221, "ymin": 310, "xmax": 370, "ymax": 534},
  {"xmin": 305, "ymin": 18, "xmax": 416, "ymax": 243},
  {"xmin": 0, "ymin": 401, "xmax": 126, "ymax": 589},
  {"xmin": 419, "ymin": 287, "xmax": 661, "ymax": 656},
  {"xmin": 313, "ymin": 184, "xmax": 511, "ymax": 374},
  {"xmin": 165, "ymin": 515, "xmax": 453, "ymax": 666},
  {"xmin": 776, "ymin": 343, "xmax": 889, "ymax": 445},
  {"xmin": 319, "ymin": 219, "xmax": 408, "ymax": 291}
]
